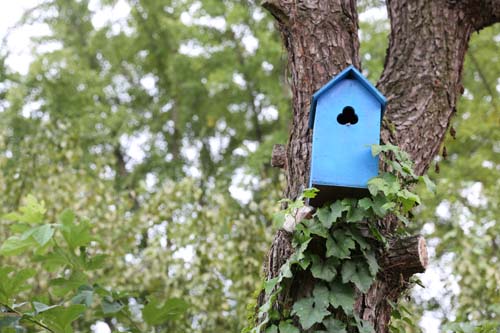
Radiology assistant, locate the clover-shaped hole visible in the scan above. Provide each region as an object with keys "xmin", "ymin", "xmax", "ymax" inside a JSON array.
[{"xmin": 337, "ymin": 106, "xmax": 358, "ymax": 125}]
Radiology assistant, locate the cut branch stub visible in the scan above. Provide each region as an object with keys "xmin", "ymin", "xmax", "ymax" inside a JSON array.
[
  {"xmin": 381, "ymin": 235, "xmax": 429, "ymax": 278},
  {"xmin": 271, "ymin": 144, "xmax": 287, "ymax": 169}
]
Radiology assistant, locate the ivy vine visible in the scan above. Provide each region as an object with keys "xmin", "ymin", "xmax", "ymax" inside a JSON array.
[{"xmin": 246, "ymin": 144, "xmax": 435, "ymax": 333}]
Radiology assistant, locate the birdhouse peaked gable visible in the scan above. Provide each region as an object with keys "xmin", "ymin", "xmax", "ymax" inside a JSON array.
[{"xmin": 309, "ymin": 65, "xmax": 387, "ymax": 129}]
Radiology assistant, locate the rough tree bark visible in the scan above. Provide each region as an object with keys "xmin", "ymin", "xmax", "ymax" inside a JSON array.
[{"xmin": 261, "ymin": 0, "xmax": 500, "ymax": 332}]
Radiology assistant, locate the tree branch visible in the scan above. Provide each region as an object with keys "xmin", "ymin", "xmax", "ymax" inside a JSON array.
[
  {"xmin": 261, "ymin": 0, "xmax": 289, "ymax": 26},
  {"xmin": 381, "ymin": 235, "xmax": 428, "ymax": 278},
  {"xmin": 451, "ymin": 0, "xmax": 500, "ymax": 30}
]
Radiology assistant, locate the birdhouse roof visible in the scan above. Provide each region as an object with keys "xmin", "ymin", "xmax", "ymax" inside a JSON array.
[{"xmin": 309, "ymin": 65, "xmax": 387, "ymax": 128}]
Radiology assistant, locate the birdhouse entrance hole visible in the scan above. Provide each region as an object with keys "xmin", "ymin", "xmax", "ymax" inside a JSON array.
[{"xmin": 337, "ymin": 106, "xmax": 358, "ymax": 125}]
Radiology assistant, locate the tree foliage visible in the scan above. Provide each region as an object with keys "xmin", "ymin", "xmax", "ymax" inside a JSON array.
[{"xmin": 0, "ymin": 1, "xmax": 498, "ymax": 332}]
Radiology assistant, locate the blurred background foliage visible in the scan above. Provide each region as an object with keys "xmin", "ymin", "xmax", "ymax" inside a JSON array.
[{"xmin": 0, "ymin": 0, "xmax": 497, "ymax": 332}]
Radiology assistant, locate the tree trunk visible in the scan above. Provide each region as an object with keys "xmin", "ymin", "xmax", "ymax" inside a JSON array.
[{"xmin": 260, "ymin": 0, "xmax": 500, "ymax": 332}]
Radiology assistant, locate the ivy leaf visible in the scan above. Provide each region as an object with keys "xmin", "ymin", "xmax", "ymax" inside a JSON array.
[
  {"xmin": 363, "ymin": 250, "xmax": 380, "ymax": 277},
  {"xmin": 291, "ymin": 295, "xmax": 329, "ymax": 330},
  {"xmin": 346, "ymin": 228, "xmax": 369, "ymax": 250},
  {"xmin": 302, "ymin": 187, "xmax": 319, "ymax": 199},
  {"xmin": 312, "ymin": 284, "xmax": 330, "ymax": 309},
  {"xmin": 346, "ymin": 206, "xmax": 368, "ymax": 223},
  {"xmin": 326, "ymin": 230, "xmax": 355, "ymax": 259},
  {"xmin": 316, "ymin": 207, "xmax": 336, "ymax": 229},
  {"xmin": 368, "ymin": 223, "xmax": 387, "ymax": 244},
  {"xmin": 341, "ymin": 261, "xmax": 374, "ymax": 293},
  {"xmin": 265, "ymin": 325, "xmax": 278, "ymax": 333},
  {"xmin": 371, "ymin": 195, "xmax": 391, "ymax": 217},
  {"xmin": 367, "ymin": 173, "xmax": 400, "ymax": 197},
  {"xmin": 142, "ymin": 297, "xmax": 189, "ymax": 325},
  {"xmin": 280, "ymin": 260, "xmax": 293, "ymax": 281},
  {"xmin": 303, "ymin": 219, "xmax": 329, "ymax": 239},
  {"xmin": 358, "ymin": 198, "xmax": 372, "ymax": 211},
  {"xmin": 322, "ymin": 318, "xmax": 347, "ymax": 333},
  {"xmin": 367, "ymin": 177, "xmax": 385, "ymax": 196},
  {"xmin": 279, "ymin": 321, "xmax": 299, "ymax": 333},
  {"xmin": 310, "ymin": 255, "xmax": 338, "ymax": 282},
  {"xmin": 355, "ymin": 315, "xmax": 375, "ymax": 333},
  {"xmin": 316, "ymin": 200, "xmax": 345, "ymax": 228},
  {"xmin": 371, "ymin": 144, "xmax": 400, "ymax": 156},
  {"xmin": 397, "ymin": 189, "xmax": 421, "ymax": 212},
  {"xmin": 290, "ymin": 237, "xmax": 311, "ymax": 263},
  {"xmin": 420, "ymin": 175, "xmax": 436, "ymax": 193},
  {"xmin": 329, "ymin": 280, "xmax": 355, "ymax": 313},
  {"xmin": 264, "ymin": 277, "xmax": 280, "ymax": 295}
]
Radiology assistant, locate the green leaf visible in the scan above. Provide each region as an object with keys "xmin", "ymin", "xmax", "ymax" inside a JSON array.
[
  {"xmin": 278, "ymin": 321, "xmax": 300, "ymax": 333},
  {"xmin": 0, "ymin": 236, "xmax": 36, "ymax": 256},
  {"xmin": 265, "ymin": 325, "xmax": 278, "ymax": 333},
  {"xmin": 35, "ymin": 304, "xmax": 85, "ymax": 333},
  {"xmin": 3, "ymin": 195, "xmax": 46, "ymax": 224},
  {"xmin": 33, "ymin": 302, "xmax": 59, "ymax": 314},
  {"xmin": 341, "ymin": 261, "xmax": 374, "ymax": 293},
  {"xmin": 142, "ymin": 297, "xmax": 189, "ymax": 325},
  {"xmin": 316, "ymin": 200, "xmax": 345, "ymax": 228},
  {"xmin": 291, "ymin": 237, "xmax": 312, "ymax": 263},
  {"xmin": 0, "ymin": 267, "xmax": 36, "ymax": 304},
  {"xmin": 71, "ymin": 287, "xmax": 94, "ymax": 307},
  {"xmin": 292, "ymin": 295, "xmax": 329, "ymax": 330},
  {"xmin": 368, "ymin": 223, "xmax": 387, "ymax": 244},
  {"xmin": 312, "ymin": 284, "xmax": 330, "ymax": 310},
  {"xmin": 326, "ymin": 230, "xmax": 356, "ymax": 259},
  {"xmin": 61, "ymin": 218, "xmax": 93, "ymax": 251},
  {"xmin": 371, "ymin": 195, "xmax": 391, "ymax": 217},
  {"xmin": 371, "ymin": 144, "xmax": 384, "ymax": 156},
  {"xmin": 322, "ymin": 318, "xmax": 347, "ymax": 333},
  {"xmin": 346, "ymin": 228, "xmax": 369, "ymax": 250},
  {"xmin": 84, "ymin": 254, "xmax": 107, "ymax": 270},
  {"xmin": 31, "ymin": 225, "xmax": 54, "ymax": 246},
  {"xmin": 50, "ymin": 271, "xmax": 89, "ymax": 298},
  {"xmin": 346, "ymin": 206, "xmax": 368, "ymax": 223},
  {"xmin": 59, "ymin": 209, "xmax": 75, "ymax": 225},
  {"xmin": 367, "ymin": 173, "xmax": 400, "ymax": 197},
  {"xmin": 367, "ymin": 177, "xmax": 385, "ymax": 196},
  {"xmin": 329, "ymin": 280, "xmax": 355, "ymax": 313},
  {"xmin": 264, "ymin": 277, "xmax": 280, "ymax": 295},
  {"xmin": 363, "ymin": 250, "xmax": 380, "ymax": 277},
  {"xmin": 358, "ymin": 198, "xmax": 373, "ymax": 211},
  {"xmin": 101, "ymin": 297, "xmax": 123, "ymax": 314},
  {"xmin": 420, "ymin": 175, "xmax": 436, "ymax": 193},
  {"xmin": 355, "ymin": 315, "xmax": 375, "ymax": 333},
  {"xmin": 310, "ymin": 255, "xmax": 338, "ymax": 282},
  {"xmin": 302, "ymin": 219, "xmax": 329, "ymax": 238},
  {"xmin": 0, "ymin": 316, "xmax": 19, "ymax": 330},
  {"xmin": 397, "ymin": 189, "xmax": 421, "ymax": 212},
  {"xmin": 302, "ymin": 187, "xmax": 319, "ymax": 199}
]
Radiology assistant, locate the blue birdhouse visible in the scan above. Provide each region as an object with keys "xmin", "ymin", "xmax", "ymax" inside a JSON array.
[{"xmin": 308, "ymin": 65, "xmax": 387, "ymax": 207}]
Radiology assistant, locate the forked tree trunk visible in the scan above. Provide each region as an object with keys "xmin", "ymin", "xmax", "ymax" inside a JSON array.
[{"xmin": 261, "ymin": 0, "xmax": 500, "ymax": 332}]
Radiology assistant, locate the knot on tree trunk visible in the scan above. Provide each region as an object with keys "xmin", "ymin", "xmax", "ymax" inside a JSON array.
[{"xmin": 271, "ymin": 144, "xmax": 287, "ymax": 169}]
